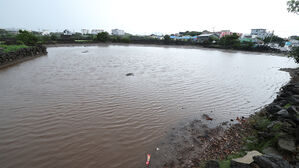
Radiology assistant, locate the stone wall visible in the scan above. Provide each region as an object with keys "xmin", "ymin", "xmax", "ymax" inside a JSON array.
[{"xmin": 0, "ymin": 45, "xmax": 47, "ymax": 67}]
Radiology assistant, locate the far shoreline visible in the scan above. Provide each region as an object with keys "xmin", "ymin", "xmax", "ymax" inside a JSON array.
[{"xmin": 44, "ymin": 42, "xmax": 288, "ymax": 57}]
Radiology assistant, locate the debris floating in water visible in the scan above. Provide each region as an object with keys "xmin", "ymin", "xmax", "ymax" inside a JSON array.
[
  {"xmin": 146, "ymin": 154, "xmax": 151, "ymax": 166},
  {"xmin": 202, "ymin": 114, "xmax": 213, "ymax": 121},
  {"xmin": 126, "ymin": 73, "xmax": 134, "ymax": 76}
]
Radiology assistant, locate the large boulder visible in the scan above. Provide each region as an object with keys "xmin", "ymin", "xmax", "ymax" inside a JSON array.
[
  {"xmin": 262, "ymin": 147, "xmax": 281, "ymax": 157},
  {"xmin": 287, "ymin": 106, "xmax": 299, "ymax": 115},
  {"xmin": 276, "ymin": 109, "xmax": 292, "ymax": 119},
  {"xmin": 292, "ymin": 88, "xmax": 299, "ymax": 94},
  {"xmin": 289, "ymin": 95, "xmax": 299, "ymax": 105},
  {"xmin": 278, "ymin": 137, "xmax": 296, "ymax": 153},
  {"xmin": 266, "ymin": 104, "xmax": 283, "ymax": 114},
  {"xmin": 231, "ymin": 151, "xmax": 262, "ymax": 168},
  {"xmin": 253, "ymin": 154, "xmax": 292, "ymax": 168}
]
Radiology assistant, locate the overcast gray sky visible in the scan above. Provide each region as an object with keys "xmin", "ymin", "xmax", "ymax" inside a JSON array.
[{"xmin": 0, "ymin": 0, "xmax": 298, "ymax": 37}]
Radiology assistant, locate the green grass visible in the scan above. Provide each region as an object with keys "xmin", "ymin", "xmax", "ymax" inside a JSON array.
[
  {"xmin": 218, "ymin": 151, "xmax": 246, "ymax": 168},
  {"xmin": 74, "ymin": 40, "xmax": 92, "ymax": 43},
  {"xmin": 283, "ymin": 103, "xmax": 291, "ymax": 109},
  {"xmin": 0, "ymin": 44, "xmax": 28, "ymax": 52},
  {"xmin": 219, "ymin": 160, "xmax": 230, "ymax": 168}
]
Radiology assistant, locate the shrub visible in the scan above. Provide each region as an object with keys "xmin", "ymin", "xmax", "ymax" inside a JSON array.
[{"xmin": 16, "ymin": 30, "xmax": 38, "ymax": 46}]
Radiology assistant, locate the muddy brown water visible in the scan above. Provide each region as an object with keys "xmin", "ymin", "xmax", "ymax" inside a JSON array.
[{"xmin": 0, "ymin": 45, "xmax": 297, "ymax": 168}]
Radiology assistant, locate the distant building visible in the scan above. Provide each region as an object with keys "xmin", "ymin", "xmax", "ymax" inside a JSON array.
[
  {"xmin": 290, "ymin": 35, "xmax": 299, "ymax": 40},
  {"xmin": 250, "ymin": 29, "xmax": 269, "ymax": 39},
  {"xmin": 201, "ymin": 30, "xmax": 211, "ymax": 34},
  {"xmin": 5, "ymin": 28, "xmax": 20, "ymax": 35},
  {"xmin": 91, "ymin": 29, "xmax": 104, "ymax": 35},
  {"xmin": 170, "ymin": 35, "xmax": 197, "ymax": 41},
  {"xmin": 81, "ymin": 29, "xmax": 89, "ymax": 35},
  {"xmin": 42, "ymin": 30, "xmax": 50, "ymax": 36},
  {"xmin": 150, "ymin": 34, "xmax": 164, "ymax": 40},
  {"xmin": 240, "ymin": 34, "xmax": 263, "ymax": 44},
  {"xmin": 111, "ymin": 29, "xmax": 125, "ymax": 36},
  {"xmin": 289, "ymin": 39, "xmax": 299, "ymax": 47},
  {"xmin": 218, "ymin": 30, "xmax": 231, "ymax": 38},
  {"xmin": 197, "ymin": 34, "xmax": 219, "ymax": 43}
]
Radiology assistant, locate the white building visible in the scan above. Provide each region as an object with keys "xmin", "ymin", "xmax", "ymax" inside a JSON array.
[
  {"xmin": 42, "ymin": 30, "xmax": 50, "ymax": 36},
  {"xmin": 91, "ymin": 29, "xmax": 104, "ymax": 35},
  {"xmin": 250, "ymin": 29, "xmax": 269, "ymax": 39},
  {"xmin": 81, "ymin": 29, "xmax": 89, "ymax": 35},
  {"xmin": 111, "ymin": 29, "xmax": 125, "ymax": 36}
]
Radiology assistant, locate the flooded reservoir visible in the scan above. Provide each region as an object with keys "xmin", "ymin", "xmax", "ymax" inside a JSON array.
[{"xmin": 0, "ymin": 45, "xmax": 297, "ymax": 168}]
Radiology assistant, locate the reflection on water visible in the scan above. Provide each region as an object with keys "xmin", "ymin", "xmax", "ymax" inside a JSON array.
[{"xmin": 0, "ymin": 45, "xmax": 297, "ymax": 168}]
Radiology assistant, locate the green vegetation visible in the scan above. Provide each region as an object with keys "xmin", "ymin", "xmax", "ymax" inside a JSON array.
[
  {"xmin": 283, "ymin": 103, "xmax": 292, "ymax": 109},
  {"xmin": 287, "ymin": 0, "xmax": 299, "ymax": 14},
  {"xmin": 179, "ymin": 31, "xmax": 202, "ymax": 36},
  {"xmin": 74, "ymin": 40, "xmax": 92, "ymax": 43},
  {"xmin": 218, "ymin": 152, "xmax": 246, "ymax": 168},
  {"xmin": 96, "ymin": 32, "xmax": 109, "ymax": 42},
  {"xmin": 264, "ymin": 35, "xmax": 285, "ymax": 47},
  {"xmin": 219, "ymin": 160, "xmax": 230, "ymax": 168},
  {"xmin": 16, "ymin": 30, "xmax": 38, "ymax": 46},
  {"xmin": 0, "ymin": 44, "xmax": 28, "ymax": 52},
  {"xmin": 217, "ymin": 114, "xmax": 285, "ymax": 168},
  {"xmin": 218, "ymin": 33, "xmax": 240, "ymax": 48},
  {"xmin": 163, "ymin": 35, "xmax": 171, "ymax": 44},
  {"xmin": 110, "ymin": 35, "xmax": 131, "ymax": 43},
  {"xmin": 289, "ymin": 46, "xmax": 299, "ymax": 63}
]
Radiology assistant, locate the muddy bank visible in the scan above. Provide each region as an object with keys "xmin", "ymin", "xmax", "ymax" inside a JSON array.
[
  {"xmin": 151, "ymin": 67, "xmax": 299, "ymax": 168},
  {"xmin": 0, "ymin": 46, "xmax": 47, "ymax": 69}
]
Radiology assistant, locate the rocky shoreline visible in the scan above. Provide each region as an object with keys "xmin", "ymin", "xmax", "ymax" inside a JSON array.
[
  {"xmin": 151, "ymin": 67, "xmax": 299, "ymax": 168},
  {"xmin": 0, "ymin": 45, "xmax": 47, "ymax": 69}
]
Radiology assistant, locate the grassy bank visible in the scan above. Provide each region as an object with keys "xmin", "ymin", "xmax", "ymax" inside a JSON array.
[{"xmin": 0, "ymin": 44, "xmax": 28, "ymax": 53}]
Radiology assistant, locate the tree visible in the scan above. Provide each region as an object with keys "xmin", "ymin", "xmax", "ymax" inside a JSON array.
[
  {"xmin": 287, "ymin": 0, "xmax": 299, "ymax": 14},
  {"xmin": 96, "ymin": 32, "xmax": 109, "ymax": 42},
  {"xmin": 289, "ymin": 47, "xmax": 299, "ymax": 63},
  {"xmin": 264, "ymin": 35, "xmax": 286, "ymax": 47},
  {"xmin": 164, "ymin": 35, "xmax": 171, "ymax": 44},
  {"xmin": 218, "ymin": 33, "xmax": 240, "ymax": 48},
  {"xmin": 16, "ymin": 30, "xmax": 38, "ymax": 46},
  {"xmin": 50, "ymin": 34, "xmax": 58, "ymax": 41}
]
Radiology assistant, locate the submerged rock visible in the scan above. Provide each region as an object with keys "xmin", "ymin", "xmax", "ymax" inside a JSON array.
[
  {"xmin": 126, "ymin": 73, "xmax": 134, "ymax": 76},
  {"xmin": 253, "ymin": 154, "xmax": 292, "ymax": 168}
]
